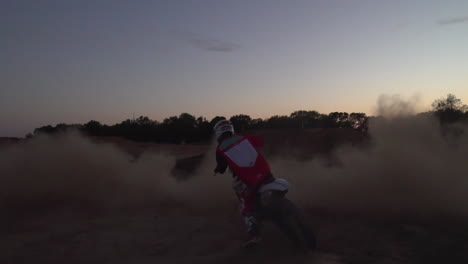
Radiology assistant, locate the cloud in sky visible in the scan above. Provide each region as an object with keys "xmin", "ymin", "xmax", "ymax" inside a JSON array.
[
  {"xmin": 437, "ymin": 16, "xmax": 468, "ymax": 25},
  {"xmin": 169, "ymin": 30, "xmax": 242, "ymax": 52},
  {"xmin": 189, "ymin": 37, "xmax": 242, "ymax": 52}
]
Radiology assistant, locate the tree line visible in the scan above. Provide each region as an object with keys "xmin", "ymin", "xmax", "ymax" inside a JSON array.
[
  {"xmin": 31, "ymin": 111, "xmax": 368, "ymax": 143},
  {"xmin": 30, "ymin": 94, "xmax": 468, "ymax": 144}
]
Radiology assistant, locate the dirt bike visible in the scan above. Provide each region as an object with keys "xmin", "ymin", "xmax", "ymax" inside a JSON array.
[{"xmin": 236, "ymin": 178, "xmax": 317, "ymax": 251}]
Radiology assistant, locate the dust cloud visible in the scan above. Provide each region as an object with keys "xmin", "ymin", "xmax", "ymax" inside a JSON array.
[
  {"xmin": 374, "ymin": 94, "xmax": 422, "ymax": 118},
  {"xmin": 271, "ymin": 96, "xmax": 468, "ymax": 218},
  {"xmin": 0, "ymin": 132, "xmax": 235, "ymax": 212},
  {"xmin": 1, "ymin": 96, "xmax": 467, "ymax": 219},
  {"xmin": 0, "ymin": 132, "xmax": 175, "ymax": 209}
]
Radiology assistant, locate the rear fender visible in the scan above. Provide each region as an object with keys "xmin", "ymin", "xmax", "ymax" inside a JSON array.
[{"xmin": 259, "ymin": 178, "xmax": 290, "ymax": 193}]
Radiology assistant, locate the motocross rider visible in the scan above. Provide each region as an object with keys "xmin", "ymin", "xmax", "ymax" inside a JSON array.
[{"xmin": 213, "ymin": 119, "xmax": 275, "ymax": 247}]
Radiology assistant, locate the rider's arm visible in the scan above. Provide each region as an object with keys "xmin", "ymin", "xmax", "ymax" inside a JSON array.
[{"xmin": 214, "ymin": 150, "xmax": 228, "ymax": 174}]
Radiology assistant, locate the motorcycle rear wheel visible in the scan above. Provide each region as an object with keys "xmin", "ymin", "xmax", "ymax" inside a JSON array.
[{"xmin": 260, "ymin": 193, "xmax": 316, "ymax": 250}]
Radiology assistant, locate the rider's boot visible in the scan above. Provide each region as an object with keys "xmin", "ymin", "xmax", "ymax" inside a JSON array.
[
  {"xmin": 242, "ymin": 234, "xmax": 262, "ymax": 247},
  {"xmin": 242, "ymin": 215, "xmax": 262, "ymax": 247}
]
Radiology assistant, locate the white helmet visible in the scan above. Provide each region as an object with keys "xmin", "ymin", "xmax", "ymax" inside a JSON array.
[{"xmin": 213, "ymin": 119, "xmax": 235, "ymax": 140}]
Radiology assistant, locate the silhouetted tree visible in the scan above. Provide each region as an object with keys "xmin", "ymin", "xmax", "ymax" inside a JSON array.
[
  {"xmin": 230, "ymin": 114, "xmax": 252, "ymax": 132},
  {"xmin": 34, "ymin": 125, "xmax": 54, "ymax": 135},
  {"xmin": 194, "ymin": 116, "xmax": 211, "ymax": 141},
  {"xmin": 327, "ymin": 112, "xmax": 350, "ymax": 128},
  {"xmin": 432, "ymin": 94, "xmax": 467, "ymax": 124},
  {"xmin": 33, "ymin": 123, "xmax": 81, "ymax": 135},
  {"xmin": 432, "ymin": 94, "xmax": 466, "ymax": 112},
  {"xmin": 161, "ymin": 113, "xmax": 198, "ymax": 143},
  {"xmin": 250, "ymin": 118, "xmax": 266, "ymax": 129},
  {"xmin": 290, "ymin": 110, "xmax": 320, "ymax": 128},
  {"xmin": 83, "ymin": 120, "xmax": 103, "ymax": 136},
  {"xmin": 348, "ymin": 113, "xmax": 368, "ymax": 130},
  {"xmin": 265, "ymin": 115, "xmax": 293, "ymax": 128}
]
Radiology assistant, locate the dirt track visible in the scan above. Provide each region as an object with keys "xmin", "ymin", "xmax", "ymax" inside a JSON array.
[{"xmin": 3, "ymin": 205, "xmax": 468, "ymax": 264}]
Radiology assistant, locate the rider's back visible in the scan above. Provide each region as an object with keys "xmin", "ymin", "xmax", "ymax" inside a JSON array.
[{"xmin": 216, "ymin": 134, "xmax": 271, "ymax": 188}]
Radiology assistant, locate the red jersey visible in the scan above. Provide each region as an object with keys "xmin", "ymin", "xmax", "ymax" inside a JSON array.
[{"xmin": 215, "ymin": 135, "xmax": 271, "ymax": 188}]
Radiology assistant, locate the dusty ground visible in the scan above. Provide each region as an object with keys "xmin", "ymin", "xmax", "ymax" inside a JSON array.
[{"xmin": 3, "ymin": 205, "xmax": 468, "ymax": 264}]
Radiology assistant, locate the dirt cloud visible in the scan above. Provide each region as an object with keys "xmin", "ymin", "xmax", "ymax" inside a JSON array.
[
  {"xmin": 0, "ymin": 132, "xmax": 235, "ymax": 212},
  {"xmin": 0, "ymin": 133, "xmax": 174, "ymax": 209},
  {"xmin": 1, "ymin": 96, "xmax": 468, "ymax": 218},
  {"xmin": 271, "ymin": 97, "xmax": 468, "ymax": 218}
]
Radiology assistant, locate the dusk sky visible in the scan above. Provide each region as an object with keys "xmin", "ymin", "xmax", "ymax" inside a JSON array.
[{"xmin": 1, "ymin": 0, "xmax": 468, "ymax": 137}]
